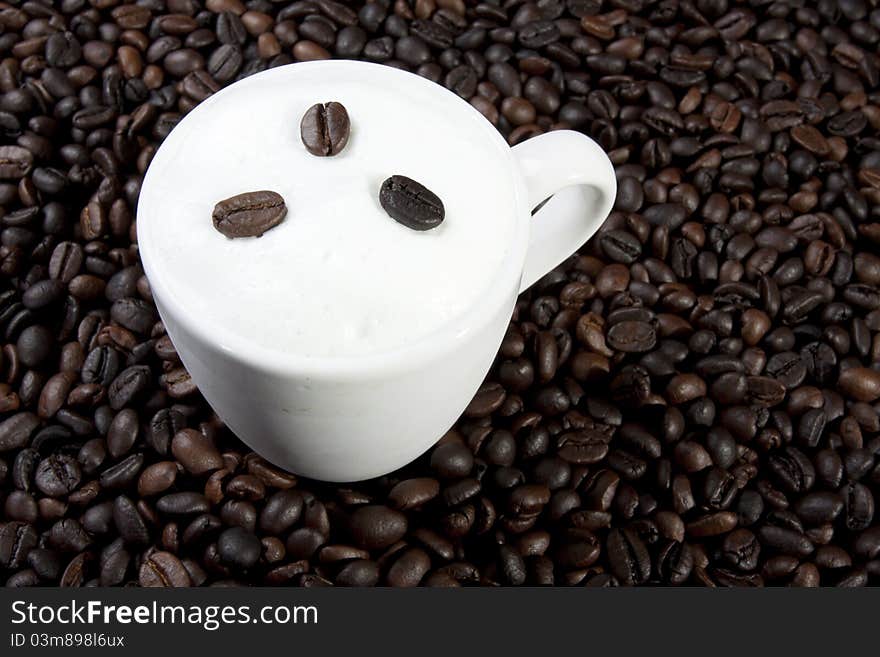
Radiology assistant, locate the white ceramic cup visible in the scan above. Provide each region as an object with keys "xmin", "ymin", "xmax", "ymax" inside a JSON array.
[{"xmin": 138, "ymin": 60, "xmax": 615, "ymax": 482}]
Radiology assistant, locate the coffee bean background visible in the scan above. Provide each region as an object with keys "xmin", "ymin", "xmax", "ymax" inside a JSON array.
[{"xmin": 1, "ymin": 0, "xmax": 880, "ymax": 587}]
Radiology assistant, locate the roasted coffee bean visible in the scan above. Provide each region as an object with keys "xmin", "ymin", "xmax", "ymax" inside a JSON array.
[
  {"xmin": 766, "ymin": 352, "xmax": 806, "ymax": 389},
  {"xmin": 687, "ymin": 512, "xmax": 738, "ymax": 538},
  {"xmin": 388, "ymin": 478, "xmax": 440, "ymax": 509},
  {"xmin": 171, "ymin": 429, "xmax": 223, "ymax": 476},
  {"xmin": 606, "ymin": 528, "xmax": 650, "ymax": 585},
  {"xmin": 34, "ymin": 455, "xmax": 81, "ymax": 497},
  {"xmin": 48, "ymin": 518, "xmax": 92, "ymax": 553},
  {"xmin": 300, "ymin": 101, "xmax": 351, "ymax": 156},
  {"xmin": 107, "ymin": 409, "xmax": 139, "ymax": 459},
  {"xmin": 768, "ymin": 447, "xmax": 815, "ymax": 494},
  {"xmin": 17, "ymin": 327, "xmax": 53, "ymax": 368},
  {"xmin": 349, "ymin": 505, "xmax": 407, "ymax": 550},
  {"xmin": 0, "ymin": 522, "xmax": 38, "ymax": 568},
  {"xmin": 137, "ymin": 462, "xmax": 178, "ymax": 497},
  {"xmin": 379, "ymin": 175, "xmax": 445, "ymax": 231},
  {"xmin": 838, "ymin": 367, "xmax": 880, "ymax": 402},
  {"xmin": 107, "ymin": 366, "xmax": 151, "ymax": 410},
  {"xmin": 607, "ymin": 321, "xmax": 656, "ymax": 353},
  {"xmin": 0, "ymin": 413, "xmax": 40, "ymax": 452},
  {"xmin": 431, "ymin": 442, "xmax": 473, "ymax": 478},
  {"xmin": 797, "ymin": 409, "xmax": 827, "ymax": 449},
  {"xmin": 794, "ymin": 492, "xmax": 844, "ymax": 526},
  {"xmin": 157, "ymin": 492, "xmax": 210, "ymax": 516},
  {"xmin": 387, "ymin": 547, "xmax": 431, "ymax": 587},
  {"xmin": 446, "ymin": 65, "xmax": 478, "ymax": 98},
  {"xmin": 49, "ymin": 243, "xmax": 84, "ymax": 283},
  {"xmin": 99, "ymin": 454, "xmax": 145, "ymax": 491},
  {"xmin": 207, "ymin": 44, "xmax": 243, "ymax": 83},
  {"xmin": 212, "ymin": 190, "xmax": 287, "ymax": 238},
  {"xmin": 0, "ymin": 146, "xmax": 34, "ymax": 179},
  {"xmin": 657, "ymin": 540, "xmax": 693, "ymax": 584},
  {"xmin": 600, "ymin": 230, "xmax": 642, "ymax": 264},
  {"xmin": 139, "ymin": 550, "xmax": 191, "ymax": 587},
  {"xmin": 723, "ymin": 529, "xmax": 760, "ymax": 571},
  {"xmin": 286, "ymin": 527, "xmax": 326, "ymax": 561},
  {"xmin": 82, "ymin": 347, "xmax": 120, "ymax": 386},
  {"xmin": 674, "ymin": 441, "xmax": 712, "ymax": 473},
  {"xmin": 217, "ymin": 526, "xmax": 262, "ymax": 569},
  {"xmin": 147, "ymin": 409, "xmax": 185, "ymax": 456},
  {"xmin": 259, "ymin": 489, "xmax": 303, "ymax": 534},
  {"xmin": 334, "ymin": 559, "xmax": 379, "ymax": 586},
  {"xmin": 557, "ymin": 427, "xmax": 611, "ymax": 464},
  {"xmin": 757, "ymin": 525, "xmax": 814, "ymax": 558},
  {"xmin": 112, "ymin": 495, "xmax": 150, "ymax": 546},
  {"xmin": 845, "ymin": 482, "xmax": 875, "ymax": 531}
]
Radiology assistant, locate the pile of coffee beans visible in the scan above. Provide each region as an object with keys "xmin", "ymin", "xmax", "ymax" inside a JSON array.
[{"xmin": 1, "ymin": 0, "xmax": 880, "ymax": 587}]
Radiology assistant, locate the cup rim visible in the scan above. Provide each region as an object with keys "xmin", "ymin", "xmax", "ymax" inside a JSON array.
[{"xmin": 137, "ymin": 60, "xmax": 530, "ymax": 377}]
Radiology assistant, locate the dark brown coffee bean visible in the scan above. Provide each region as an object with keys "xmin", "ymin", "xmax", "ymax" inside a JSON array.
[
  {"xmin": 212, "ymin": 190, "xmax": 287, "ymax": 238},
  {"xmin": 606, "ymin": 528, "xmax": 650, "ymax": 585},
  {"xmin": 653, "ymin": 539, "xmax": 691, "ymax": 584},
  {"xmin": 446, "ymin": 65, "xmax": 478, "ymax": 98},
  {"xmin": 112, "ymin": 495, "xmax": 149, "ymax": 546},
  {"xmin": 171, "ymin": 429, "xmax": 223, "ymax": 475},
  {"xmin": 17, "ymin": 326, "xmax": 53, "ymax": 369},
  {"xmin": 722, "ymin": 529, "xmax": 760, "ymax": 571},
  {"xmin": 49, "ymin": 242, "xmax": 83, "ymax": 283},
  {"xmin": 386, "ymin": 547, "xmax": 431, "ymax": 587},
  {"xmin": 607, "ymin": 320, "xmax": 656, "ymax": 353},
  {"xmin": 107, "ymin": 409, "xmax": 139, "ymax": 459},
  {"xmin": 255, "ymin": 489, "xmax": 301, "ymax": 535},
  {"xmin": 838, "ymin": 367, "xmax": 880, "ymax": 402},
  {"xmin": 388, "ymin": 477, "xmax": 440, "ymax": 509},
  {"xmin": 556, "ymin": 426, "xmax": 611, "ymax": 464},
  {"xmin": 285, "ymin": 527, "xmax": 326, "ymax": 561},
  {"xmin": 300, "ymin": 102, "xmax": 350, "ymax": 156},
  {"xmin": 794, "ymin": 492, "xmax": 844, "ymax": 526},
  {"xmin": 139, "ymin": 550, "xmax": 191, "ymax": 587},
  {"xmin": 107, "ymin": 366, "xmax": 151, "ymax": 410},
  {"xmin": 766, "ymin": 352, "xmax": 806, "ymax": 389},
  {"xmin": 35, "ymin": 455, "xmax": 81, "ymax": 497},
  {"xmin": 349, "ymin": 505, "xmax": 407, "ymax": 550},
  {"xmin": 430, "ymin": 442, "xmax": 473, "ymax": 478},
  {"xmin": 0, "ymin": 146, "xmax": 34, "ymax": 179},
  {"xmin": 328, "ymin": 558, "xmax": 376, "ymax": 586},
  {"xmin": 674, "ymin": 441, "xmax": 712, "ymax": 473},
  {"xmin": 99, "ymin": 454, "xmax": 144, "ymax": 491},
  {"xmin": 757, "ymin": 525, "xmax": 814, "ymax": 558},
  {"xmin": 845, "ymin": 482, "xmax": 875, "ymax": 531},
  {"xmin": 0, "ymin": 413, "xmax": 40, "ymax": 452},
  {"xmin": 0, "ymin": 522, "xmax": 38, "ymax": 568},
  {"xmin": 768, "ymin": 447, "xmax": 815, "ymax": 494},
  {"xmin": 379, "ymin": 175, "xmax": 445, "ymax": 231},
  {"xmin": 218, "ymin": 526, "xmax": 261, "ymax": 569},
  {"xmin": 137, "ymin": 461, "xmax": 178, "ymax": 497},
  {"xmin": 687, "ymin": 512, "xmax": 738, "ymax": 538},
  {"xmin": 21, "ymin": 280, "xmax": 65, "ymax": 311},
  {"xmin": 666, "ymin": 374, "xmax": 707, "ymax": 404},
  {"xmin": 147, "ymin": 409, "xmax": 185, "ymax": 456},
  {"xmin": 600, "ymin": 230, "xmax": 642, "ymax": 264},
  {"xmin": 157, "ymin": 492, "xmax": 211, "ymax": 516}
]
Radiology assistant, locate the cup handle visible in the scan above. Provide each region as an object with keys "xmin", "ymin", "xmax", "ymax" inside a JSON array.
[{"xmin": 512, "ymin": 130, "xmax": 617, "ymax": 294}]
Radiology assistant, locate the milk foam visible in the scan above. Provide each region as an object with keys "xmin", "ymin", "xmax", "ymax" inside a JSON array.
[{"xmin": 141, "ymin": 66, "xmax": 517, "ymax": 357}]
